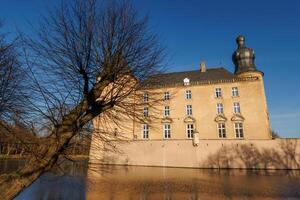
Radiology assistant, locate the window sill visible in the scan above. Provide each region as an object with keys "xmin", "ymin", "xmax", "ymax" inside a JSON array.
[{"xmin": 233, "ymin": 112, "xmax": 242, "ymax": 115}]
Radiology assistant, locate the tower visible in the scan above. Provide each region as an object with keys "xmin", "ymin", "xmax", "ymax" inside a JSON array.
[{"xmin": 232, "ymin": 35, "xmax": 261, "ymax": 76}]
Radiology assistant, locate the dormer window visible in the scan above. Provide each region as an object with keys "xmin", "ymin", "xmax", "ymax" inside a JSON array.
[{"xmin": 183, "ymin": 78, "xmax": 190, "ymax": 86}]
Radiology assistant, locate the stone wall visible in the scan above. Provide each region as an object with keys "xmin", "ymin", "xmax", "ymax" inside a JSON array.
[{"xmin": 89, "ymin": 138, "xmax": 300, "ymax": 169}]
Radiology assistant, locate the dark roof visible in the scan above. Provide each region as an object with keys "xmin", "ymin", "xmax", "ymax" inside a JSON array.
[{"xmin": 143, "ymin": 67, "xmax": 237, "ymax": 88}]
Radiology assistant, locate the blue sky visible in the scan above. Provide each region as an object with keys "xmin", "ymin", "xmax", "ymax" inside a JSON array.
[{"xmin": 1, "ymin": 0, "xmax": 300, "ymax": 137}]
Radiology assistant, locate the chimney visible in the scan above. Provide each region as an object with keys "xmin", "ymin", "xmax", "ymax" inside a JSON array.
[{"xmin": 200, "ymin": 61, "xmax": 206, "ymax": 73}]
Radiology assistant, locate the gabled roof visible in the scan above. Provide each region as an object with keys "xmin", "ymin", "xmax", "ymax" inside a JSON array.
[{"xmin": 143, "ymin": 67, "xmax": 237, "ymax": 88}]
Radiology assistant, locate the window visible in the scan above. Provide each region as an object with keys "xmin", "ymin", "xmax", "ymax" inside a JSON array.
[
  {"xmin": 232, "ymin": 87, "xmax": 239, "ymax": 97},
  {"xmin": 142, "ymin": 124, "xmax": 149, "ymax": 139},
  {"xmin": 183, "ymin": 78, "xmax": 190, "ymax": 85},
  {"xmin": 186, "ymin": 90, "xmax": 192, "ymax": 99},
  {"xmin": 235, "ymin": 123, "xmax": 244, "ymax": 138},
  {"xmin": 143, "ymin": 107, "xmax": 149, "ymax": 117},
  {"xmin": 164, "ymin": 92, "xmax": 170, "ymax": 100},
  {"xmin": 143, "ymin": 92, "xmax": 149, "ymax": 103},
  {"xmin": 233, "ymin": 102, "xmax": 241, "ymax": 114},
  {"xmin": 113, "ymin": 128, "xmax": 118, "ymax": 137},
  {"xmin": 164, "ymin": 106, "xmax": 170, "ymax": 117},
  {"xmin": 215, "ymin": 88, "xmax": 222, "ymax": 98},
  {"xmin": 164, "ymin": 124, "xmax": 171, "ymax": 139},
  {"xmin": 186, "ymin": 124, "xmax": 194, "ymax": 139},
  {"xmin": 218, "ymin": 123, "xmax": 226, "ymax": 138},
  {"xmin": 186, "ymin": 105, "xmax": 192, "ymax": 116},
  {"xmin": 217, "ymin": 103, "xmax": 224, "ymax": 114}
]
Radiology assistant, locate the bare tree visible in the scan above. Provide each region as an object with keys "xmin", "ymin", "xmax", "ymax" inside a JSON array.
[
  {"xmin": 0, "ymin": 0, "xmax": 164, "ymax": 199},
  {"xmin": 0, "ymin": 22, "xmax": 37, "ymax": 160},
  {"xmin": 0, "ymin": 23, "xmax": 25, "ymax": 122},
  {"xmin": 271, "ymin": 129, "xmax": 280, "ymax": 139}
]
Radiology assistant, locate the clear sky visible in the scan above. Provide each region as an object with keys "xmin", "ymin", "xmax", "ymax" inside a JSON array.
[{"xmin": 1, "ymin": 0, "xmax": 300, "ymax": 137}]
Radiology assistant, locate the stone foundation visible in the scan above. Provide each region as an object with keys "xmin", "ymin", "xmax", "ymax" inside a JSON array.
[{"xmin": 89, "ymin": 138, "xmax": 300, "ymax": 169}]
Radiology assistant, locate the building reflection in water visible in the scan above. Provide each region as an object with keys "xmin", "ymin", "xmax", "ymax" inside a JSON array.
[
  {"xmin": 86, "ymin": 163, "xmax": 300, "ymax": 200},
  {"xmin": 1, "ymin": 160, "xmax": 299, "ymax": 200}
]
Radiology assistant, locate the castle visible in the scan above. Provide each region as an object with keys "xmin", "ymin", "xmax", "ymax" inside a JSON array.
[
  {"xmin": 90, "ymin": 36, "xmax": 300, "ymax": 170},
  {"xmin": 94, "ymin": 35, "xmax": 271, "ymax": 141},
  {"xmin": 136, "ymin": 35, "xmax": 271, "ymax": 141}
]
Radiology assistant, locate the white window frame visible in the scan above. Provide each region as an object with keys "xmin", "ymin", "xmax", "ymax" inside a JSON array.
[
  {"xmin": 186, "ymin": 105, "xmax": 192, "ymax": 116},
  {"xmin": 215, "ymin": 88, "xmax": 222, "ymax": 98},
  {"xmin": 164, "ymin": 106, "xmax": 170, "ymax": 117},
  {"xmin": 143, "ymin": 107, "xmax": 149, "ymax": 117},
  {"xmin": 217, "ymin": 103, "xmax": 224, "ymax": 114},
  {"xmin": 233, "ymin": 102, "xmax": 241, "ymax": 114},
  {"xmin": 185, "ymin": 90, "xmax": 192, "ymax": 99},
  {"xmin": 183, "ymin": 78, "xmax": 190, "ymax": 85},
  {"xmin": 164, "ymin": 91, "xmax": 170, "ymax": 100},
  {"xmin": 143, "ymin": 92, "xmax": 149, "ymax": 103},
  {"xmin": 164, "ymin": 124, "xmax": 171, "ymax": 139},
  {"xmin": 217, "ymin": 123, "xmax": 226, "ymax": 138},
  {"xmin": 232, "ymin": 87, "xmax": 239, "ymax": 97},
  {"xmin": 235, "ymin": 123, "xmax": 244, "ymax": 138},
  {"xmin": 142, "ymin": 124, "xmax": 149, "ymax": 139},
  {"xmin": 186, "ymin": 124, "xmax": 194, "ymax": 139}
]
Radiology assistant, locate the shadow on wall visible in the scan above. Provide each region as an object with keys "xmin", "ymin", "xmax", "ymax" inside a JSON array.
[{"xmin": 203, "ymin": 139, "xmax": 299, "ymax": 169}]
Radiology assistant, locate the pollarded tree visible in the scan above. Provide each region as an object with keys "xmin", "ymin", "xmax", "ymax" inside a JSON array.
[{"xmin": 0, "ymin": 0, "xmax": 164, "ymax": 199}]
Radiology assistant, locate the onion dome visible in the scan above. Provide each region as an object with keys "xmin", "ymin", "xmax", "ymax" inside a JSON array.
[{"xmin": 232, "ymin": 35, "xmax": 257, "ymax": 74}]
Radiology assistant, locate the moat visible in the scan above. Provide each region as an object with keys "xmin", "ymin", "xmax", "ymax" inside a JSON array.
[{"xmin": 1, "ymin": 160, "xmax": 299, "ymax": 200}]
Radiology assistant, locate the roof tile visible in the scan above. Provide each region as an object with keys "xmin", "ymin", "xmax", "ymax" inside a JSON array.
[{"xmin": 143, "ymin": 67, "xmax": 237, "ymax": 87}]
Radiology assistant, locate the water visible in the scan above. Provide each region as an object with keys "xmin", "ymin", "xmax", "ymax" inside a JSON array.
[{"xmin": 0, "ymin": 160, "xmax": 299, "ymax": 200}]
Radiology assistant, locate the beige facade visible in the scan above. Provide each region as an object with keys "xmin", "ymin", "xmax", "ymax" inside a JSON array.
[
  {"xmin": 93, "ymin": 36, "xmax": 272, "ymax": 141},
  {"xmin": 137, "ymin": 71, "xmax": 270, "ymax": 140},
  {"xmin": 93, "ymin": 70, "xmax": 271, "ymax": 141}
]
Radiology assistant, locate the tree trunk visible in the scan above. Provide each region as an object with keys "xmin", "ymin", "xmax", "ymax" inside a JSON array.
[
  {"xmin": 0, "ymin": 119, "xmax": 78, "ymax": 200},
  {"xmin": 0, "ymin": 68, "xmax": 111, "ymax": 199},
  {"xmin": 6, "ymin": 144, "xmax": 10, "ymax": 156}
]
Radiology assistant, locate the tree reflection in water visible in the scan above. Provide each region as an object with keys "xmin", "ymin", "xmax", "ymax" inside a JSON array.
[{"xmin": 1, "ymin": 160, "xmax": 299, "ymax": 200}]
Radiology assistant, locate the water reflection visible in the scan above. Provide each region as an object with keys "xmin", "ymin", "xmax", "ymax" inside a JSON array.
[
  {"xmin": 1, "ymin": 160, "xmax": 88, "ymax": 200},
  {"xmin": 87, "ymin": 165, "xmax": 300, "ymax": 200},
  {"xmin": 0, "ymin": 160, "xmax": 299, "ymax": 200}
]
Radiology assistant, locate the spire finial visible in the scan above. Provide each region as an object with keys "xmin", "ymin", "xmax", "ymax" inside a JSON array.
[
  {"xmin": 236, "ymin": 35, "xmax": 245, "ymax": 48},
  {"xmin": 200, "ymin": 60, "xmax": 206, "ymax": 72}
]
